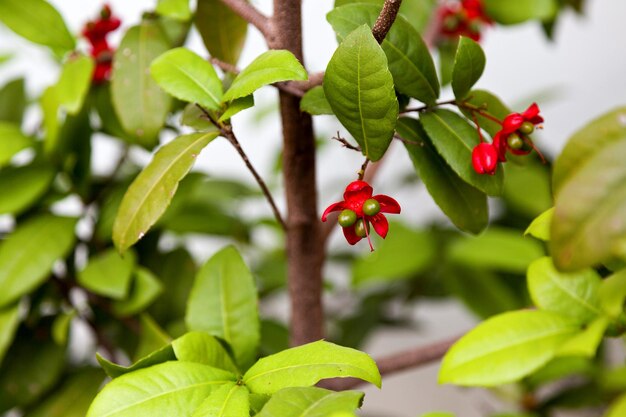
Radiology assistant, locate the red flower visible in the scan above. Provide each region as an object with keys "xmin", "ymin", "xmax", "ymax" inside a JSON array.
[
  {"xmin": 472, "ymin": 142, "xmax": 498, "ymax": 175},
  {"xmin": 322, "ymin": 180, "xmax": 401, "ymax": 251},
  {"xmin": 502, "ymin": 103, "xmax": 544, "ymax": 135},
  {"xmin": 438, "ymin": 0, "xmax": 491, "ymax": 41},
  {"xmin": 82, "ymin": 4, "xmax": 121, "ymax": 84}
]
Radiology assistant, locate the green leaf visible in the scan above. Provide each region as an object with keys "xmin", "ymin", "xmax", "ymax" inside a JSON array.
[
  {"xmin": 172, "ymin": 331, "xmax": 239, "ymax": 373},
  {"xmin": 0, "ymin": 78, "xmax": 27, "ymax": 124},
  {"xmin": 525, "ymin": 208, "xmax": 554, "ymax": 241},
  {"xmin": 135, "ymin": 314, "xmax": 172, "ymax": 360},
  {"xmin": 327, "ymin": 4, "xmax": 439, "ymax": 104},
  {"xmin": 0, "ymin": 0, "xmax": 75, "ymax": 55},
  {"xmin": 0, "ymin": 164, "xmax": 55, "ymax": 215},
  {"xmin": 195, "ymin": 0, "xmax": 248, "ymax": 65},
  {"xmin": 112, "ymin": 267, "xmax": 163, "ymax": 316},
  {"xmin": 556, "ymin": 316, "xmax": 609, "ymax": 358},
  {"xmin": 180, "ymin": 103, "xmax": 220, "ymax": 132},
  {"xmin": 219, "ymin": 95, "xmax": 254, "ymax": 121},
  {"xmin": 77, "ymin": 249, "xmax": 136, "ymax": 300},
  {"xmin": 0, "ymin": 303, "xmax": 19, "ymax": 366},
  {"xmin": 527, "ymin": 257, "xmax": 602, "ymax": 324},
  {"xmin": 86, "ymin": 362, "xmax": 237, "ymax": 417},
  {"xmin": 243, "ymin": 340, "xmax": 381, "ymax": 394},
  {"xmin": 52, "ymin": 310, "xmax": 75, "ymax": 346},
  {"xmin": 255, "ymin": 387, "xmax": 364, "ymax": 417},
  {"xmin": 96, "ymin": 344, "xmax": 176, "ymax": 379},
  {"xmin": 56, "ymin": 54, "xmax": 94, "ymax": 114},
  {"xmin": 397, "ymin": 117, "xmax": 488, "ymax": 234},
  {"xmin": 301, "ymin": 86, "xmax": 333, "ymax": 115},
  {"xmin": 439, "ymin": 310, "xmax": 579, "ymax": 386},
  {"xmin": 324, "ymin": 25, "xmax": 398, "ymax": 161},
  {"xmin": 502, "ymin": 161, "xmax": 552, "ymax": 218},
  {"xmin": 223, "ymin": 50, "xmax": 307, "ymax": 101},
  {"xmin": 447, "ymin": 227, "xmax": 544, "ymax": 273},
  {"xmin": 484, "ymin": 0, "xmax": 558, "ymax": 24},
  {"xmin": 112, "ymin": 131, "xmax": 218, "ymax": 252},
  {"xmin": 191, "ymin": 382, "xmax": 249, "ymax": 417},
  {"xmin": 156, "ymin": 0, "xmax": 191, "ymax": 21},
  {"xmin": 151, "ymin": 47, "xmax": 223, "ymax": 111},
  {"xmin": 551, "ymin": 137, "xmax": 626, "ymax": 270},
  {"xmin": 186, "ymin": 245, "xmax": 260, "ymax": 369},
  {"xmin": 607, "ymin": 394, "xmax": 626, "ymax": 417},
  {"xmin": 0, "ymin": 122, "xmax": 32, "ymax": 167},
  {"xmin": 420, "ymin": 413, "xmax": 455, "ymax": 417},
  {"xmin": 598, "ymin": 269, "xmax": 626, "ymax": 318},
  {"xmin": 420, "ymin": 109, "xmax": 503, "ymax": 196},
  {"xmin": 0, "ymin": 215, "xmax": 77, "ymax": 308},
  {"xmin": 112, "ymin": 20, "xmax": 171, "ymax": 148},
  {"xmin": 452, "ymin": 37, "xmax": 485, "ymax": 99},
  {"xmin": 459, "ymin": 89, "xmax": 511, "ymax": 137},
  {"xmin": 353, "ymin": 222, "xmax": 435, "ymax": 286}
]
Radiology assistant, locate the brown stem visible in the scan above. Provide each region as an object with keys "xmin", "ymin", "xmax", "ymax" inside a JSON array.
[
  {"xmin": 372, "ymin": 0, "xmax": 403, "ymax": 43},
  {"xmin": 218, "ymin": 0, "xmax": 272, "ymax": 39},
  {"xmin": 320, "ymin": 334, "xmax": 462, "ymax": 391},
  {"xmin": 272, "ymin": 0, "xmax": 325, "ymax": 346}
]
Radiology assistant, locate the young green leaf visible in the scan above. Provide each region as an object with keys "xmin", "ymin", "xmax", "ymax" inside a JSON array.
[
  {"xmin": 452, "ymin": 37, "xmax": 486, "ymax": 99},
  {"xmin": 0, "ymin": 0, "xmax": 75, "ymax": 55},
  {"xmin": 223, "ymin": 50, "xmax": 307, "ymax": 101},
  {"xmin": 301, "ymin": 86, "xmax": 333, "ymax": 116},
  {"xmin": 155, "ymin": 0, "xmax": 191, "ymax": 21},
  {"xmin": 172, "ymin": 332, "xmax": 239, "ymax": 374},
  {"xmin": 191, "ymin": 382, "xmax": 249, "ymax": 417},
  {"xmin": 186, "ymin": 245, "xmax": 260, "ymax": 370},
  {"xmin": 96, "ymin": 344, "xmax": 176, "ymax": 379},
  {"xmin": 86, "ymin": 362, "xmax": 237, "ymax": 417},
  {"xmin": 324, "ymin": 25, "xmax": 398, "ymax": 161},
  {"xmin": 112, "ymin": 268, "xmax": 163, "ymax": 316},
  {"xmin": 255, "ymin": 387, "xmax": 364, "ymax": 417},
  {"xmin": 527, "ymin": 257, "xmax": 602, "ymax": 325},
  {"xmin": 135, "ymin": 314, "xmax": 172, "ymax": 361},
  {"xmin": 439, "ymin": 310, "xmax": 580, "ymax": 386},
  {"xmin": 196, "ymin": 0, "xmax": 248, "ymax": 65},
  {"xmin": 458, "ymin": 89, "xmax": 511, "ymax": 137},
  {"xmin": 556, "ymin": 316, "xmax": 609, "ymax": 358},
  {"xmin": 327, "ymin": 4, "xmax": 439, "ymax": 104},
  {"xmin": 243, "ymin": 340, "xmax": 381, "ymax": 394},
  {"xmin": 150, "ymin": 47, "xmax": 223, "ymax": 111},
  {"xmin": 112, "ymin": 131, "xmax": 219, "ymax": 252},
  {"xmin": 0, "ymin": 165, "xmax": 55, "ymax": 215},
  {"xmin": 0, "ymin": 215, "xmax": 77, "ymax": 308},
  {"xmin": 397, "ymin": 117, "xmax": 488, "ymax": 234},
  {"xmin": 56, "ymin": 54, "xmax": 95, "ymax": 115},
  {"xmin": 0, "ymin": 78, "xmax": 27, "ymax": 124},
  {"xmin": 607, "ymin": 394, "xmax": 626, "ymax": 417},
  {"xmin": 420, "ymin": 413, "xmax": 455, "ymax": 417},
  {"xmin": 598, "ymin": 269, "xmax": 626, "ymax": 318},
  {"xmin": 112, "ymin": 20, "xmax": 171, "ymax": 148},
  {"xmin": 0, "ymin": 122, "xmax": 32, "ymax": 167},
  {"xmin": 525, "ymin": 209, "xmax": 554, "ymax": 243},
  {"xmin": 219, "ymin": 95, "xmax": 254, "ymax": 121},
  {"xmin": 419, "ymin": 109, "xmax": 503, "ymax": 196},
  {"xmin": 484, "ymin": 0, "xmax": 558, "ymax": 25},
  {"xmin": 0, "ymin": 303, "xmax": 19, "ymax": 366},
  {"xmin": 77, "ymin": 249, "xmax": 136, "ymax": 300}
]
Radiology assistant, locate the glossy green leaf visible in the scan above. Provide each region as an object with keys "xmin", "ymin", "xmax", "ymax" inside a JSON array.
[
  {"xmin": 192, "ymin": 382, "xmax": 249, "ymax": 417},
  {"xmin": 502, "ymin": 161, "xmax": 552, "ymax": 218},
  {"xmin": 223, "ymin": 50, "xmax": 307, "ymax": 101},
  {"xmin": 452, "ymin": 37, "xmax": 485, "ymax": 99},
  {"xmin": 327, "ymin": 4, "xmax": 439, "ymax": 104},
  {"xmin": 525, "ymin": 208, "xmax": 554, "ymax": 242},
  {"xmin": 527, "ymin": 356, "xmax": 594, "ymax": 389},
  {"xmin": 353, "ymin": 222, "xmax": 435, "ymax": 286},
  {"xmin": 397, "ymin": 117, "xmax": 488, "ymax": 233},
  {"xmin": 135, "ymin": 314, "xmax": 172, "ymax": 360},
  {"xmin": 186, "ymin": 245, "xmax": 260, "ymax": 369},
  {"xmin": 172, "ymin": 331, "xmax": 239, "ymax": 373},
  {"xmin": 527, "ymin": 257, "xmax": 602, "ymax": 324},
  {"xmin": 607, "ymin": 394, "xmax": 626, "ymax": 417},
  {"xmin": 77, "ymin": 249, "xmax": 136, "ymax": 300},
  {"xmin": 180, "ymin": 103, "xmax": 220, "ymax": 132},
  {"xmin": 420, "ymin": 109, "xmax": 503, "ymax": 196},
  {"xmin": 219, "ymin": 95, "xmax": 254, "ymax": 121},
  {"xmin": 556, "ymin": 316, "xmax": 609, "ymax": 357},
  {"xmin": 0, "ymin": 0, "xmax": 75, "ymax": 55},
  {"xmin": 113, "ymin": 131, "xmax": 219, "ymax": 252},
  {"xmin": 243, "ymin": 340, "xmax": 381, "ymax": 394},
  {"xmin": 459, "ymin": 89, "xmax": 511, "ymax": 137},
  {"xmin": 41, "ymin": 86, "xmax": 60, "ymax": 153},
  {"xmin": 0, "ymin": 165, "xmax": 55, "ymax": 215},
  {"xmin": 112, "ymin": 267, "xmax": 163, "ymax": 316},
  {"xmin": 324, "ymin": 25, "xmax": 398, "ymax": 161},
  {"xmin": 96, "ymin": 344, "xmax": 176, "ymax": 379},
  {"xmin": 56, "ymin": 54, "xmax": 94, "ymax": 114},
  {"xmin": 256, "ymin": 387, "xmax": 363, "ymax": 417},
  {"xmin": 301, "ymin": 86, "xmax": 333, "ymax": 115},
  {"xmin": 0, "ymin": 303, "xmax": 19, "ymax": 366},
  {"xmin": 0, "ymin": 78, "xmax": 27, "ymax": 124},
  {"xmin": 87, "ymin": 362, "xmax": 237, "ymax": 417},
  {"xmin": 439, "ymin": 310, "xmax": 579, "ymax": 386},
  {"xmin": 94, "ymin": 85, "xmax": 137, "ymax": 144},
  {"xmin": 151, "ymin": 47, "xmax": 223, "ymax": 111},
  {"xmin": 447, "ymin": 227, "xmax": 544, "ymax": 273},
  {"xmin": 484, "ymin": 0, "xmax": 558, "ymax": 25},
  {"xmin": 551, "ymin": 138, "xmax": 626, "ymax": 270},
  {"xmin": 420, "ymin": 413, "xmax": 455, "ymax": 417},
  {"xmin": 196, "ymin": 0, "xmax": 248, "ymax": 65},
  {"xmin": 0, "ymin": 215, "xmax": 77, "ymax": 308},
  {"xmin": 156, "ymin": 0, "xmax": 191, "ymax": 20},
  {"xmin": 112, "ymin": 20, "xmax": 171, "ymax": 148},
  {"xmin": 598, "ymin": 269, "xmax": 626, "ymax": 318},
  {"xmin": 0, "ymin": 122, "xmax": 32, "ymax": 167},
  {"xmin": 52, "ymin": 310, "xmax": 75, "ymax": 346},
  {"xmin": 335, "ymin": 0, "xmax": 436, "ymax": 34}
]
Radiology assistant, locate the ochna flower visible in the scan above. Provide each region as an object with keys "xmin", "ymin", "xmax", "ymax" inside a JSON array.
[
  {"xmin": 321, "ymin": 180, "xmax": 401, "ymax": 251},
  {"xmin": 81, "ymin": 4, "xmax": 121, "ymax": 84},
  {"xmin": 501, "ymin": 103, "xmax": 544, "ymax": 135},
  {"xmin": 471, "ymin": 142, "xmax": 498, "ymax": 175},
  {"xmin": 438, "ymin": 0, "xmax": 491, "ymax": 41}
]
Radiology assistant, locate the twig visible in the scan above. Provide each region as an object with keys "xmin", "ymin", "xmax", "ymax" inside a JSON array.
[
  {"xmin": 393, "ymin": 133, "xmax": 424, "ymax": 147},
  {"xmin": 219, "ymin": 0, "xmax": 272, "ymax": 39},
  {"xmin": 332, "ymin": 132, "xmax": 361, "ymax": 152},
  {"xmin": 358, "ymin": 158, "xmax": 370, "ymax": 180},
  {"xmin": 372, "ymin": 0, "xmax": 403, "ymax": 44}
]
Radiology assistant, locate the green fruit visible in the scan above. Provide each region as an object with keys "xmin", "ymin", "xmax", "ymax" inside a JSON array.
[
  {"xmin": 442, "ymin": 15, "xmax": 460, "ymax": 31},
  {"xmin": 338, "ymin": 209, "xmax": 357, "ymax": 227},
  {"xmin": 354, "ymin": 219, "xmax": 368, "ymax": 238},
  {"xmin": 519, "ymin": 121, "xmax": 535, "ymax": 135},
  {"xmin": 507, "ymin": 133, "xmax": 524, "ymax": 150},
  {"xmin": 362, "ymin": 199, "xmax": 380, "ymax": 216}
]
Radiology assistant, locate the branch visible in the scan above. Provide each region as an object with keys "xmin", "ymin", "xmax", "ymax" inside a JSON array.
[
  {"xmin": 320, "ymin": 334, "xmax": 461, "ymax": 391},
  {"xmin": 219, "ymin": 0, "xmax": 272, "ymax": 39},
  {"xmin": 372, "ymin": 0, "xmax": 403, "ymax": 43}
]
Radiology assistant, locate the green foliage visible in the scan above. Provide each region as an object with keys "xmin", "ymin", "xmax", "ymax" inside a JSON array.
[
  {"xmin": 0, "ymin": 165, "xmax": 55, "ymax": 215},
  {"xmin": 155, "ymin": 0, "xmax": 191, "ymax": 21},
  {"xmin": 484, "ymin": 0, "xmax": 559, "ymax": 25},
  {"xmin": 195, "ymin": 0, "xmax": 248, "ymax": 65},
  {"xmin": 0, "ymin": 122, "xmax": 33, "ymax": 167},
  {"xmin": 452, "ymin": 37, "xmax": 486, "ymax": 99},
  {"xmin": 255, "ymin": 387, "xmax": 363, "ymax": 417},
  {"xmin": 0, "ymin": 303, "xmax": 19, "ymax": 365},
  {"xmin": 0, "ymin": 78, "xmax": 27, "ymax": 124},
  {"xmin": 78, "ymin": 249, "xmax": 136, "ymax": 299},
  {"xmin": 301, "ymin": 86, "xmax": 333, "ymax": 115},
  {"xmin": 56, "ymin": 54, "xmax": 94, "ymax": 115},
  {"xmin": 172, "ymin": 331, "xmax": 239, "ymax": 373}
]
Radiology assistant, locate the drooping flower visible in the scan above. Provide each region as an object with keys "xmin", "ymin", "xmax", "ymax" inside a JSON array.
[
  {"xmin": 81, "ymin": 4, "xmax": 121, "ymax": 84},
  {"xmin": 322, "ymin": 180, "xmax": 401, "ymax": 251},
  {"xmin": 471, "ymin": 142, "xmax": 498, "ymax": 175},
  {"xmin": 438, "ymin": 0, "xmax": 491, "ymax": 42},
  {"xmin": 501, "ymin": 103, "xmax": 544, "ymax": 135}
]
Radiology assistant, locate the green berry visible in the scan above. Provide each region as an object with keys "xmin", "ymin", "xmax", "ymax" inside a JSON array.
[
  {"xmin": 442, "ymin": 15, "xmax": 459, "ymax": 31},
  {"xmin": 354, "ymin": 219, "xmax": 368, "ymax": 238},
  {"xmin": 362, "ymin": 199, "xmax": 380, "ymax": 216},
  {"xmin": 338, "ymin": 209, "xmax": 357, "ymax": 227},
  {"xmin": 519, "ymin": 121, "xmax": 535, "ymax": 135},
  {"xmin": 468, "ymin": 21, "xmax": 482, "ymax": 34},
  {"xmin": 507, "ymin": 133, "xmax": 524, "ymax": 150}
]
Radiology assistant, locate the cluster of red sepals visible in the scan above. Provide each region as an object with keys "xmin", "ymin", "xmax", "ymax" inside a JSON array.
[
  {"xmin": 472, "ymin": 103, "xmax": 544, "ymax": 175},
  {"xmin": 81, "ymin": 4, "xmax": 121, "ymax": 84},
  {"xmin": 437, "ymin": 0, "xmax": 492, "ymax": 41}
]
